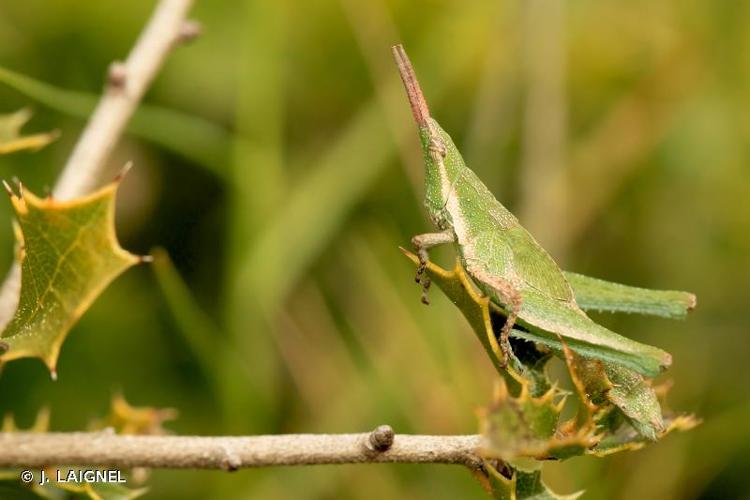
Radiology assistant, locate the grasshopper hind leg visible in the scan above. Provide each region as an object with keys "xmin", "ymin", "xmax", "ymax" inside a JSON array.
[
  {"xmin": 465, "ymin": 263, "xmax": 522, "ymax": 367},
  {"xmin": 410, "ymin": 230, "xmax": 455, "ymax": 304}
]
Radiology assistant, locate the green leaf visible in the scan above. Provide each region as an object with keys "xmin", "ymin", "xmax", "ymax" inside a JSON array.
[
  {"xmin": 481, "ymin": 463, "xmax": 582, "ymax": 500},
  {"xmin": 0, "ymin": 108, "xmax": 59, "ymax": 155},
  {"xmin": 565, "ymin": 272, "xmax": 696, "ymax": 319},
  {"xmin": 0, "ymin": 181, "xmax": 139, "ymax": 376}
]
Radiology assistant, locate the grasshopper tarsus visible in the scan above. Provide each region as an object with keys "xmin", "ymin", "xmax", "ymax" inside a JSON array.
[
  {"xmin": 415, "ymin": 262, "xmax": 426, "ymax": 283},
  {"xmin": 420, "ymin": 276, "xmax": 432, "ymax": 305},
  {"xmin": 499, "ymin": 355, "xmax": 508, "ymax": 370},
  {"xmin": 410, "ymin": 231, "xmax": 454, "ymax": 290},
  {"xmin": 498, "ymin": 292, "xmax": 522, "ymax": 357},
  {"xmin": 413, "ymin": 239, "xmax": 430, "ymax": 287}
]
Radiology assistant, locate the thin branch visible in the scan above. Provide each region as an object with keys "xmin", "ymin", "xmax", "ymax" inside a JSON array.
[
  {"xmin": 0, "ymin": 0, "xmax": 196, "ymax": 329},
  {"xmin": 0, "ymin": 428, "xmax": 485, "ymax": 470},
  {"xmin": 55, "ymin": 0, "xmax": 195, "ymax": 199}
]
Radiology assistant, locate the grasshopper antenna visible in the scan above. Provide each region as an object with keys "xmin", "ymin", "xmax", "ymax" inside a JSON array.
[{"xmin": 392, "ymin": 44, "xmax": 431, "ymax": 127}]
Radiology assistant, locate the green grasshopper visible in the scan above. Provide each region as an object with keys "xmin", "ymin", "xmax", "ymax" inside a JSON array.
[{"xmin": 392, "ymin": 45, "xmax": 694, "ymax": 377}]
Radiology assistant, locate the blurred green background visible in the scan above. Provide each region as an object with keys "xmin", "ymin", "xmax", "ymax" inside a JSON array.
[{"xmin": 1, "ymin": 0, "xmax": 748, "ymax": 498}]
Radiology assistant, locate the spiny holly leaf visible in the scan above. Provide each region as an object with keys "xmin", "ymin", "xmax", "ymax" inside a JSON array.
[
  {"xmin": 0, "ymin": 475, "xmax": 147, "ymax": 500},
  {"xmin": 403, "ymin": 250, "xmax": 693, "ymax": 453},
  {"xmin": 480, "ymin": 462, "xmax": 582, "ymax": 500},
  {"xmin": 0, "ymin": 473, "xmax": 147, "ymax": 500},
  {"xmin": 0, "ymin": 108, "xmax": 59, "ymax": 155},
  {"xmin": 2, "ymin": 407, "xmax": 50, "ymax": 433},
  {"xmin": 401, "ymin": 249, "xmax": 552, "ymax": 396},
  {"xmin": 590, "ymin": 380, "xmax": 700, "ymax": 455},
  {"xmin": 590, "ymin": 414, "xmax": 699, "ymax": 457},
  {"xmin": 0, "ymin": 181, "xmax": 141, "ymax": 376},
  {"xmin": 479, "ymin": 374, "xmax": 598, "ymax": 462},
  {"xmin": 90, "ymin": 393, "xmax": 177, "ymax": 435},
  {"xmin": 55, "ymin": 481, "xmax": 148, "ymax": 500},
  {"xmin": 88, "ymin": 394, "xmax": 177, "ymax": 485},
  {"xmin": 559, "ymin": 339, "xmax": 664, "ymax": 440},
  {"xmin": 0, "ymin": 479, "xmax": 46, "ymax": 499},
  {"xmin": 1, "ymin": 406, "xmax": 151, "ymax": 499},
  {"xmin": 479, "ymin": 375, "xmax": 563, "ymax": 461},
  {"xmin": 400, "ymin": 250, "xmax": 504, "ymax": 371}
]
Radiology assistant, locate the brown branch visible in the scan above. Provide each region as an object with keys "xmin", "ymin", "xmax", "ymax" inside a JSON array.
[
  {"xmin": 0, "ymin": 428, "xmax": 485, "ymax": 470},
  {"xmin": 0, "ymin": 0, "xmax": 196, "ymax": 330},
  {"xmin": 54, "ymin": 0, "xmax": 196, "ymax": 199}
]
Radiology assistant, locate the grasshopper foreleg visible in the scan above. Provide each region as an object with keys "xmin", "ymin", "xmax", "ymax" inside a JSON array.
[{"xmin": 411, "ymin": 230, "xmax": 455, "ymax": 304}]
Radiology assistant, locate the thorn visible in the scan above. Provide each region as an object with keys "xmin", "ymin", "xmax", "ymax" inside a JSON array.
[
  {"xmin": 662, "ymin": 352, "xmax": 672, "ymax": 369},
  {"xmin": 367, "ymin": 425, "xmax": 394, "ymax": 452},
  {"xmin": 50, "ymin": 368, "xmax": 58, "ymax": 381},
  {"xmin": 114, "ymin": 161, "xmax": 133, "ymax": 183},
  {"xmin": 107, "ymin": 61, "xmax": 127, "ymax": 89},
  {"xmin": 391, "ymin": 44, "xmax": 431, "ymax": 127},
  {"xmin": 138, "ymin": 254, "xmax": 154, "ymax": 264},
  {"xmin": 10, "ymin": 177, "xmax": 22, "ymax": 196},
  {"xmin": 687, "ymin": 293, "xmax": 697, "ymax": 311},
  {"xmin": 2, "ymin": 180, "xmax": 15, "ymax": 198},
  {"xmin": 177, "ymin": 20, "xmax": 202, "ymax": 44}
]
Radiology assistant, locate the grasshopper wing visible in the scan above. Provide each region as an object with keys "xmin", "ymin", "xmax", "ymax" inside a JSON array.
[{"xmin": 565, "ymin": 272, "xmax": 696, "ymax": 319}]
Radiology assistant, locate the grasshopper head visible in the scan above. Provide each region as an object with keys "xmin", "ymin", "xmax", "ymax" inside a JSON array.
[
  {"xmin": 392, "ymin": 45, "xmax": 451, "ymax": 164},
  {"xmin": 393, "ymin": 45, "xmax": 455, "ymax": 222}
]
